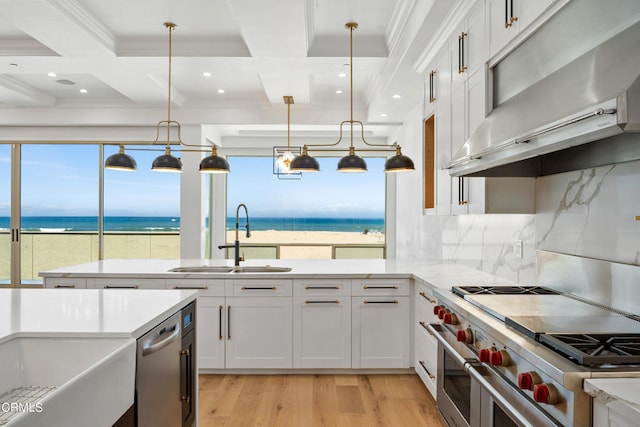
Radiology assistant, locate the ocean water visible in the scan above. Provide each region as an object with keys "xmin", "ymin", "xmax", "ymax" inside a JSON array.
[{"xmin": 0, "ymin": 216, "xmax": 384, "ymax": 233}]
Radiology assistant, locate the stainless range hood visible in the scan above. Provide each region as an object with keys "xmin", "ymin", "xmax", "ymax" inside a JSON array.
[{"xmin": 447, "ymin": 0, "xmax": 640, "ymax": 177}]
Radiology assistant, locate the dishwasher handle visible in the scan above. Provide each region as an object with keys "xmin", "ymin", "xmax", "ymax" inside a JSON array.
[{"xmin": 142, "ymin": 322, "xmax": 181, "ymax": 356}]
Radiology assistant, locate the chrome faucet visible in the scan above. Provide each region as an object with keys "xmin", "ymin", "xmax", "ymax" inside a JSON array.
[{"xmin": 218, "ymin": 203, "xmax": 251, "ymax": 266}]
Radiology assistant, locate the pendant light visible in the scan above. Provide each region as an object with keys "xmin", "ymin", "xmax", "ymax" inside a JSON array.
[
  {"xmin": 290, "ymin": 22, "xmax": 415, "ymax": 173},
  {"xmin": 105, "ymin": 144, "xmax": 137, "ymax": 171},
  {"xmin": 336, "ymin": 23, "xmax": 367, "ymax": 173},
  {"xmin": 200, "ymin": 145, "xmax": 230, "ymax": 173},
  {"xmin": 274, "ymin": 96, "xmax": 306, "ymax": 177},
  {"xmin": 151, "ymin": 22, "xmax": 182, "ymax": 173}
]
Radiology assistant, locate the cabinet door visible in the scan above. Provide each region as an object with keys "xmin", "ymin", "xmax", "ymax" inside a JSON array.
[
  {"xmin": 466, "ymin": 70, "xmax": 489, "ymax": 214},
  {"xmin": 225, "ymin": 297, "xmax": 292, "ymax": 369},
  {"xmin": 515, "ymin": 0, "xmax": 554, "ymax": 34},
  {"xmin": 197, "ymin": 297, "xmax": 225, "ymax": 369},
  {"xmin": 488, "ymin": 0, "xmax": 516, "ymax": 58},
  {"xmin": 352, "ymin": 296, "xmax": 410, "ymax": 368},
  {"xmin": 466, "ymin": 1, "xmax": 486, "ymax": 76},
  {"xmin": 434, "ymin": 45, "xmax": 453, "ymax": 215},
  {"xmin": 44, "ymin": 277, "xmax": 87, "ymax": 289},
  {"xmin": 450, "ymin": 82, "xmax": 469, "ymax": 215},
  {"xmin": 293, "ymin": 296, "xmax": 351, "ymax": 368}
]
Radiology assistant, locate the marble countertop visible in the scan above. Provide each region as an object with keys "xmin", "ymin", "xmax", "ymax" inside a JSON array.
[
  {"xmin": 584, "ymin": 378, "xmax": 640, "ymax": 417},
  {"xmin": 39, "ymin": 258, "xmax": 516, "ymax": 289},
  {"xmin": 0, "ymin": 288, "xmax": 199, "ymax": 344}
]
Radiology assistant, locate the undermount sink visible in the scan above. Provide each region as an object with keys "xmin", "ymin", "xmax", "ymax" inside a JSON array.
[
  {"xmin": 232, "ymin": 266, "xmax": 292, "ymax": 273},
  {"xmin": 168, "ymin": 266, "xmax": 234, "ymax": 273},
  {"xmin": 0, "ymin": 337, "xmax": 135, "ymax": 426},
  {"xmin": 167, "ymin": 265, "xmax": 291, "ymax": 273}
]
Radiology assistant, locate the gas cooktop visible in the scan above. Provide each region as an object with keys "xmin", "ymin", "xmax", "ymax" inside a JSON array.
[
  {"xmin": 452, "ymin": 285, "xmax": 562, "ymax": 297},
  {"xmin": 449, "ymin": 285, "xmax": 640, "ymax": 367}
]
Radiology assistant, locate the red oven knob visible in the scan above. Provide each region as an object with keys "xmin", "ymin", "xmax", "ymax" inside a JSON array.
[
  {"xmin": 518, "ymin": 372, "xmax": 542, "ymax": 390},
  {"xmin": 433, "ymin": 305, "xmax": 443, "ymax": 316},
  {"xmin": 478, "ymin": 348, "xmax": 491, "ymax": 363},
  {"xmin": 443, "ymin": 313, "xmax": 458, "ymax": 325},
  {"xmin": 456, "ymin": 328, "xmax": 473, "ymax": 344},
  {"xmin": 489, "ymin": 350, "xmax": 510, "ymax": 367},
  {"xmin": 533, "ymin": 383, "xmax": 559, "ymax": 405},
  {"xmin": 438, "ymin": 309, "xmax": 448, "ymax": 320}
]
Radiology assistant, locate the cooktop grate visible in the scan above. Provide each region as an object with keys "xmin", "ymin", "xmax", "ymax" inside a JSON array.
[
  {"xmin": 539, "ymin": 333, "xmax": 640, "ymax": 366},
  {"xmin": 452, "ymin": 285, "xmax": 562, "ymax": 297}
]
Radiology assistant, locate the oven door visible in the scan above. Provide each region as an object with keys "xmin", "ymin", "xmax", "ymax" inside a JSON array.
[
  {"xmin": 429, "ymin": 323, "xmax": 479, "ymax": 427},
  {"xmin": 428, "ymin": 324, "xmax": 562, "ymax": 427}
]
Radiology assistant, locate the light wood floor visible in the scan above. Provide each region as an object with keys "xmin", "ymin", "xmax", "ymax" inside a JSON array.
[{"xmin": 198, "ymin": 374, "xmax": 446, "ymax": 427}]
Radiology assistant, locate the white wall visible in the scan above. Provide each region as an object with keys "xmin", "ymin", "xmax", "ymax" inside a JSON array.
[{"xmin": 393, "ymin": 106, "xmax": 537, "ymax": 284}]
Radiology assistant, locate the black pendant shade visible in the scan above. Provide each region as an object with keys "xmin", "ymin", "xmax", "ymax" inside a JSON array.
[
  {"xmin": 151, "ymin": 147, "xmax": 182, "ymax": 172},
  {"xmin": 337, "ymin": 147, "xmax": 367, "ymax": 172},
  {"xmin": 200, "ymin": 146, "xmax": 230, "ymax": 173},
  {"xmin": 289, "ymin": 147, "xmax": 320, "ymax": 172},
  {"xmin": 384, "ymin": 146, "xmax": 415, "ymax": 172},
  {"xmin": 105, "ymin": 145, "xmax": 137, "ymax": 171}
]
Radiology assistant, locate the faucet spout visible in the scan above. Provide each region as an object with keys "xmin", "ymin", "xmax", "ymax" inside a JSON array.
[{"xmin": 233, "ymin": 203, "xmax": 250, "ymax": 266}]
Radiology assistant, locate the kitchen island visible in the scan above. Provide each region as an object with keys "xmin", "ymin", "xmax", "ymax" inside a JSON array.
[
  {"xmin": 0, "ymin": 288, "xmax": 198, "ymax": 427},
  {"xmin": 40, "ymin": 259, "xmax": 514, "ymax": 398}
]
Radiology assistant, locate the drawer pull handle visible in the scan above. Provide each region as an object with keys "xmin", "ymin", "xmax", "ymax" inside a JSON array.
[
  {"xmin": 173, "ymin": 286, "xmax": 208, "ymax": 290},
  {"xmin": 241, "ymin": 286, "xmax": 276, "ymax": 290},
  {"xmin": 419, "ymin": 361, "xmax": 436, "ymax": 379},
  {"xmin": 227, "ymin": 305, "xmax": 231, "ymax": 340},
  {"xmin": 419, "ymin": 292, "xmax": 436, "ymax": 304},
  {"xmin": 305, "ymin": 285, "xmax": 340, "ymax": 289},
  {"xmin": 54, "ymin": 284, "xmax": 76, "ymax": 288},
  {"xmin": 364, "ymin": 300, "xmax": 398, "ymax": 304},
  {"xmin": 218, "ymin": 305, "xmax": 223, "ymax": 340},
  {"xmin": 104, "ymin": 285, "xmax": 139, "ymax": 289},
  {"xmin": 305, "ymin": 300, "xmax": 340, "ymax": 304},
  {"xmin": 363, "ymin": 285, "xmax": 399, "ymax": 289}
]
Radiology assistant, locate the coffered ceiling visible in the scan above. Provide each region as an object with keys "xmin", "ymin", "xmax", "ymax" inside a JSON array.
[{"xmin": 0, "ymin": 0, "xmax": 453, "ymax": 145}]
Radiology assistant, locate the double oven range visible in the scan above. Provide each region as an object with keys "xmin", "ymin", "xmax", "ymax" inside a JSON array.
[{"xmin": 429, "ymin": 253, "xmax": 640, "ymax": 427}]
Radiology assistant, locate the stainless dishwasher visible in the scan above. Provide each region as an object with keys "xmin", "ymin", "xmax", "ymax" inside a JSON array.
[{"xmin": 136, "ymin": 311, "xmax": 182, "ymax": 427}]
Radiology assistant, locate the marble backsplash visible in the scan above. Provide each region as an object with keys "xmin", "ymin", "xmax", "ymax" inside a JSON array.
[
  {"xmin": 395, "ymin": 159, "xmax": 639, "ymax": 285},
  {"xmin": 535, "ymin": 159, "xmax": 640, "ymax": 266}
]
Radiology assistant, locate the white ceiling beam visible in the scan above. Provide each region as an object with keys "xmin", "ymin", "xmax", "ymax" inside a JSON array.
[{"xmin": 0, "ymin": 75, "xmax": 55, "ymax": 106}]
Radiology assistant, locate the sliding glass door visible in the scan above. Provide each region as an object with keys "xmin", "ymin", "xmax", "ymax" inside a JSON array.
[{"xmin": 0, "ymin": 145, "xmax": 10, "ymax": 284}]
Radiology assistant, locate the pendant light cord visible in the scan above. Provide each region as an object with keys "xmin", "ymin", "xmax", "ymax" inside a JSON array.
[
  {"xmin": 165, "ymin": 22, "xmax": 175, "ymax": 144},
  {"xmin": 347, "ymin": 22, "xmax": 357, "ymax": 149}
]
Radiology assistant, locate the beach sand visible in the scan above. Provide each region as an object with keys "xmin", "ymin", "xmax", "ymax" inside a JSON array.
[{"xmin": 1, "ymin": 230, "xmax": 385, "ymax": 282}]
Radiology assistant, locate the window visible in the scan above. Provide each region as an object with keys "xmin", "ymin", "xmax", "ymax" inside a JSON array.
[
  {"xmin": 224, "ymin": 156, "xmax": 386, "ymax": 259},
  {"xmin": 0, "ymin": 145, "xmax": 10, "ymax": 284}
]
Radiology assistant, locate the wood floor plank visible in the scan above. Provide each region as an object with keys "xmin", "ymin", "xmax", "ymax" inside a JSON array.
[{"xmin": 198, "ymin": 374, "xmax": 446, "ymax": 427}]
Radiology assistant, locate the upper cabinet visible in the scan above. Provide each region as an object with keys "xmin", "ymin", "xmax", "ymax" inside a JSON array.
[
  {"xmin": 488, "ymin": 0, "xmax": 556, "ymax": 58},
  {"xmin": 451, "ymin": 1, "xmax": 486, "ymax": 91}
]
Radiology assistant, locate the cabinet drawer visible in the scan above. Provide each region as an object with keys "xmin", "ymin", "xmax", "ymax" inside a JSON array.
[
  {"xmin": 415, "ymin": 323, "xmax": 438, "ymax": 397},
  {"xmin": 45, "ymin": 278, "xmax": 87, "ymax": 289},
  {"xmin": 293, "ymin": 279, "xmax": 350, "ymax": 296},
  {"xmin": 352, "ymin": 278, "xmax": 410, "ymax": 296},
  {"xmin": 87, "ymin": 278, "xmax": 165, "ymax": 289},
  {"xmin": 226, "ymin": 279, "xmax": 292, "ymax": 296},
  {"xmin": 415, "ymin": 283, "xmax": 439, "ymax": 324},
  {"xmin": 166, "ymin": 279, "xmax": 225, "ymax": 296}
]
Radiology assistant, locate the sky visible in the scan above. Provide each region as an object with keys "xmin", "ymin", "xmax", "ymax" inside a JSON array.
[{"xmin": 0, "ymin": 145, "xmax": 385, "ymax": 219}]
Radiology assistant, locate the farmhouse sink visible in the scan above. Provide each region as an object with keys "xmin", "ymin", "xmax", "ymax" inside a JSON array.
[
  {"xmin": 168, "ymin": 265, "xmax": 292, "ymax": 273},
  {"xmin": 0, "ymin": 337, "xmax": 135, "ymax": 426}
]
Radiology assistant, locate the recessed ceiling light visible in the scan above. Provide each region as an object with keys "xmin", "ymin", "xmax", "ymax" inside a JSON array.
[
  {"xmin": 79, "ymin": 89, "xmax": 88, "ymax": 94},
  {"xmin": 392, "ymin": 94, "xmax": 402, "ymax": 99},
  {"xmin": 48, "ymin": 72, "xmax": 57, "ymax": 77},
  {"xmin": 379, "ymin": 113, "xmax": 388, "ymax": 117},
  {"xmin": 217, "ymin": 89, "xmax": 225, "ymax": 94},
  {"xmin": 203, "ymin": 72, "xmax": 212, "ymax": 77},
  {"xmin": 338, "ymin": 72, "xmax": 346, "ymax": 78},
  {"xmin": 335, "ymin": 89, "xmax": 343, "ymax": 94}
]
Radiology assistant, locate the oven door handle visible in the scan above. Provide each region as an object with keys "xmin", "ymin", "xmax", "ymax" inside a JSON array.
[
  {"xmin": 426, "ymin": 323, "xmax": 472, "ymax": 367},
  {"xmin": 466, "ymin": 363, "xmax": 561, "ymax": 427}
]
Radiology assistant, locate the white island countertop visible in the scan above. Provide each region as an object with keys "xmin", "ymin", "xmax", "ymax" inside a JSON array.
[
  {"xmin": 0, "ymin": 288, "xmax": 199, "ymax": 344},
  {"xmin": 39, "ymin": 258, "xmax": 516, "ymax": 289}
]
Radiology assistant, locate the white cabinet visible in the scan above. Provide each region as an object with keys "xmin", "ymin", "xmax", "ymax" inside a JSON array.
[
  {"xmin": 351, "ymin": 279, "xmax": 410, "ymax": 369},
  {"xmin": 168, "ymin": 279, "xmax": 226, "ymax": 370},
  {"xmin": 86, "ymin": 277, "xmax": 164, "ymax": 289},
  {"xmin": 434, "ymin": 47, "xmax": 453, "ymax": 215},
  {"xmin": 488, "ymin": 0, "xmax": 555, "ymax": 58},
  {"xmin": 44, "ymin": 277, "xmax": 87, "ymax": 289},
  {"xmin": 224, "ymin": 279, "xmax": 293, "ymax": 369},
  {"xmin": 450, "ymin": 1, "xmax": 486, "ymax": 91},
  {"xmin": 293, "ymin": 279, "xmax": 351, "ymax": 368},
  {"xmin": 414, "ymin": 282, "xmax": 440, "ymax": 398}
]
